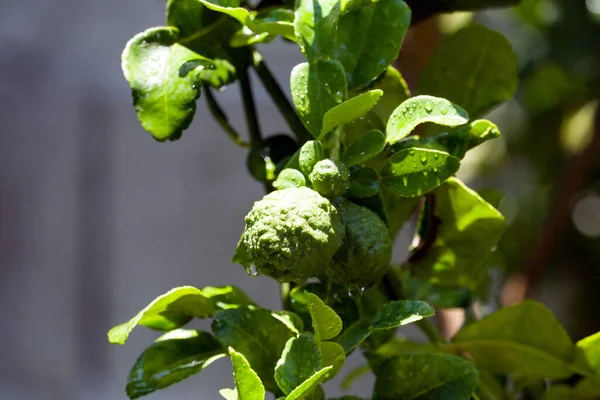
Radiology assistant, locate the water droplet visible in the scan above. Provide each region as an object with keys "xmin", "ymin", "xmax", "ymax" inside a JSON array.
[
  {"xmin": 249, "ymin": 265, "xmax": 260, "ymax": 277},
  {"xmin": 402, "ymin": 176, "xmax": 408, "ymax": 186},
  {"xmin": 334, "ymin": 91, "xmax": 343, "ymax": 103},
  {"xmin": 424, "ymin": 102, "xmax": 433, "ymax": 113},
  {"xmin": 347, "ymin": 286, "xmax": 365, "ymax": 297},
  {"xmin": 420, "ymin": 154, "xmax": 427, "ymax": 163},
  {"xmin": 433, "ymin": 153, "xmax": 439, "ymax": 159},
  {"xmin": 440, "ymin": 108, "xmax": 447, "ymax": 115},
  {"xmin": 409, "ymin": 149, "xmax": 415, "ymax": 155}
]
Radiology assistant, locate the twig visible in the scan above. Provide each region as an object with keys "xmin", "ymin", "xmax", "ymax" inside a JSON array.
[
  {"xmin": 238, "ymin": 65, "xmax": 262, "ymax": 146},
  {"xmin": 252, "ymin": 50, "xmax": 311, "ymax": 143},
  {"xmin": 203, "ymin": 84, "xmax": 250, "ymax": 148}
]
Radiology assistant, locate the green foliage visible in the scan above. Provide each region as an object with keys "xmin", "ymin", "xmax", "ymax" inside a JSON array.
[{"xmin": 110, "ymin": 0, "xmax": 600, "ymax": 399}]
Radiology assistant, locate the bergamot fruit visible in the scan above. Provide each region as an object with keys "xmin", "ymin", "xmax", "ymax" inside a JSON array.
[{"xmin": 309, "ymin": 159, "xmax": 349, "ymax": 198}]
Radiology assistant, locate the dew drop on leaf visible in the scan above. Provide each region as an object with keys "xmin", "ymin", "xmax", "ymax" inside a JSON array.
[{"xmin": 424, "ymin": 102, "xmax": 433, "ymax": 113}]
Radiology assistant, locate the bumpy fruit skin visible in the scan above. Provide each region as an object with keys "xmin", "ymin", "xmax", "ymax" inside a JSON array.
[
  {"xmin": 329, "ymin": 200, "xmax": 392, "ymax": 286},
  {"xmin": 309, "ymin": 159, "xmax": 350, "ymax": 198},
  {"xmin": 240, "ymin": 187, "xmax": 345, "ymax": 282}
]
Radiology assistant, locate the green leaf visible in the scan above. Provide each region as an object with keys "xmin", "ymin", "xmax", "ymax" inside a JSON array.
[
  {"xmin": 450, "ymin": 300, "xmax": 576, "ymax": 379},
  {"xmin": 462, "ymin": 119, "xmax": 501, "ymax": 150},
  {"xmin": 126, "ymin": 330, "xmax": 225, "ymax": 399},
  {"xmin": 414, "ymin": 177, "xmax": 505, "ymax": 290},
  {"xmin": 334, "ymin": 0, "xmax": 411, "ymax": 88},
  {"xmin": 346, "ymin": 166, "xmax": 380, "ymax": 199},
  {"xmin": 319, "ymin": 341, "xmax": 345, "ymax": 381},
  {"xmin": 575, "ymin": 331, "xmax": 600, "ymax": 378},
  {"xmin": 273, "ymin": 168, "xmax": 307, "ymax": 189},
  {"xmin": 380, "ymin": 148, "xmax": 461, "ymax": 197},
  {"xmin": 342, "ymin": 129, "xmax": 386, "ymax": 167},
  {"xmin": 275, "ymin": 333, "xmax": 322, "ymax": 395},
  {"xmin": 575, "ymin": 378, "xmax": 600, "ymax": 399},
  {"xmin": 285, "ymin": 366, "xmax": 333, "ymax": 400},
  {"xmin": 230, "ymin": 347, "xmax": 266, "ymax": 400},
  {"xmin": 475, "ymin": 370, "xmax": 509, "ymax": 400},
  {"xmin": 195, "ymin": 0, "xmax": 251, "ymax": 25},
  {"xmin": 420, "ymin": 23, "xmax": 518, "ymax": 118},
  {"xmin": 251, "ymin": 8, "xmax": 296, "ymax": 41},
  {"xmin": 201, "ymin": 286, "xmax": 256, "ymax": 310},
  {"xmin": 401, "ymin": 273, "xmax": 472, "ymax": 309},
  {"xmin": 320, "ymin": 90, "xmax": 383, "ymax": 138},
  {"xmin": 291, "ymin": 61, "xmax": 348, "ymax": 138},
  {"xmin": 122, "ymin": 27, "xmax": 214, "ymax": 141},
  {"xmin": 305, "ymin": 293, "xmax": 344, "ymax": 341},
  {"xmin": 294, "ymin": 0, "xmax": 340, "ymax": 60},
  {"xmin": 373, "ymin": 352, "xmax": 478, "ymax": 400},
  {"xmin": 385, "ymin": 95, "xmax": 469, "ymax": 144},
  {"xmin": 371, "ymin": 66, "xmax": 410, "ymax": 125},
  {"xmin": 230, "ymin": 30, "xmax": 273, "ymax": 48},
  {"xmin": 108, "ymin": 286, "xmax": 213, "ymax": 345},
  {"xmin": 335, "ymin": 301, "xmax": 434, "ymax": 354},
  {"xmin": 212, "ymin": 306, "xmax": 297, "ymax": 393}
]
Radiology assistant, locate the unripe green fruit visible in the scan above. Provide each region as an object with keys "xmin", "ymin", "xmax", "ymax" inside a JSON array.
[
  {"xmin": 309, "ymin": 159, "xmax": 350, "ymax": 198},
  {"xmin": 329, "ymin": 200, "xmax": 392, "ymax": 286},
  {"xmin": 299, "ymin": 140, "xmax": 325, "ymax": 176},
  {"xmin": 240, "ymin": 187, "xmax": 345, "ymax": 282}
]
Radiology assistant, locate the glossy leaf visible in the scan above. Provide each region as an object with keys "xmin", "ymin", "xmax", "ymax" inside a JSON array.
[
  {"xmin": 334, "ymin": 0, "xmax": 411, "ymax": 88},
  {"xmin": 294, "ymin": 0, "xmax": 340, "ymax": 60},
  {"xmin": 575, "ymin": 331, "xmax": 600, "ymax": 377},
  {"xmin": 108, "ymin": 286, "xmax": 213, "ymax": 345},
  {"xmin": 273, "ymin": 168, "xmax": 307, "ymax": 189},
  {"xmin": 122, "ymin": 27, "xmax": 214, "ymax": 141},
  {"xmin": 275, "ymin": 333, "xmax": 322, "ymax": 395},
  {"xmin": 319, "ymin": 341, "xmax": 345, "ymax": 381},
  {"xmin": 386, "ymin": 95, "xmax": 469, "ymax": 144},
  {"xmin": 320, "ymin": 90, "xmax": 383, "ymax": 138},
  {"xmin": 342, "ymin": 129, "xmax": 386, "ymax": 167},
  {"xmin": 372, "ymin": 66, "xmax": 410, "ymax": 124},
  {"xmin": 201, "ymin": 286, "xmax": 255, "ymax": 311},
  {"xmin": 230, "ymin": 29, "xmax": 272, "ymax": 48},
  {"xmin": 373, "ymin": 352, "xmax": 478, "ymax": 400},
  {"xmin": 285, "ymin": 366, "xmax": 333, "ymax": 400},
  {"xmin": 463, "ymin": 119, "xmax": 501, "ymax": 149},
  {"xmin": 251, "ymin": 8, "xmax": 296, "ymax": 41},
  {"xmin": 414, "ymin": 177, "xmax": 505, "ymax": 290},
  {"xmin": 212, "ymin": 306, "xmax": 297, "ymax": 393},
  {"xmin": 346, "ymin": 166, "xmax": 380, "ymax": 199},
  {"xmin": 305, "ymin": 293, "xmax": 343, "ymax": 341},
  {"xmin": 335, "ymin": 301, "xmax": 434, "ymax": 353},
  {"xmin": 450, "ymin": 300, "xmax": 575, "ymax": 378},
  {"xmin": 230, "ymin": 348, "xmax": 265, "ymax": 400},
  {"xmin": 291, "ymin": 61, "xmax": 348, "ymax": 137},
  {"xmin": 420, "ymin": 23, "xmax": 518, "ymax": 118},
  {"xmin": 195, "ymin": 0, "xmax": 251, "ymax": 26},
  {"xmin": 126, "ymin": 330, "xmax": 225, "ymax": 399},
  {"xmin": 299, "ymin": 140, "xmax": 325, "ymax": 176},
  {"xmin": 380, "ymin": 148, "xmax": 461, "ymax": 197}
]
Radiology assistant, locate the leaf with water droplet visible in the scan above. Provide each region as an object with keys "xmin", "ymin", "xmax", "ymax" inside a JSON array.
[
  {"xmin": 122, "ymin": 27, "xmax": 215, "ymax": 141},
  {"xmin": 320, "ymin": 90, "xmax": 383, "ymax": 139},
  {"xmin": 294, "ymin": 0, "xmax": 340, "ymax": 60},
  {"xmin": 126, "ymin": 330, "xmax": 226, "ymax": 399},
  {"xmin": 380, "ymin": 148, "xmax": 460, "ymax": 197},
  {"xmin": 275, "ymin": 333, "xmax": 322, "ymax": 395},
  {"xmin": 291, "ymin": 60, "xmax": 348, "ymax": 138},
  {"xmin": 346, "ymin": 166, "xmax": 380, "ymax": 198},
  {"xmin": 334, "ymin": 0, "xmax": 411, "ymax": 88},
  {"xmin": 420, "ymin": 23, "xmax": 517, "ymax": 118},
  {"xmin": 108, "ymin": 286, "xmax": 213, "ymax": 345},
  {"xmin": 273, "ymin": 168, "xmax": 306, "ymax": 189},
  {"xmin": 285, "ymin": 366, "xmax": 333, "ymax": 400},
  {"xmin": 319, "ymin": 341, "xmax": 345, "ymax": 382},
  {"xmin": 386, "ymin": 95, "xmax": 469, "ymax": 143},
  {"xmin": 306, "ymin": 292, "xmax": 343, "ymax": 341},
  {"xmin": 230, "ymin": 347, "xmax": 266, "ymax": 400},
  {"xmin": 212, "ymin": 306, "xmax": 297, "ymax": 393},
  {"xmin": 341, "ymin": 129, "xmax": 386, "ymax": 166},
  {"xmin": 373, "ymin": 352, "xmax": 478, "ymax": 400}
]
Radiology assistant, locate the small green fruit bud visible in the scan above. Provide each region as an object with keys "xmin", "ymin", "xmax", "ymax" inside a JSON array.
[
  {"xmin": 309, "ymin": 159, "xmax": 350, "ymax": 198},
  {"xmin": 299, "ymin": 140, "xmax": 325, "ymax": 176}
]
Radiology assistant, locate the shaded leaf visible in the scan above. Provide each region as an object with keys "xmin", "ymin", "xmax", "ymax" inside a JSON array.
[
  {"xmin": 475, "ymin": 370, "xmax": 508, "ymax": 400},
  {"xmin": 251, "ymin": 8, "xmax": 296, "ymax": 41},
  {"xmin": 334, "ymin": 0, "xmax": 411, "ymax": 88},
  {"xmin": 386, "ymin": 95, "xmax": 469, "ymax": 144},
  {"xmin": 230, "ymin": 347, "xmax": 266, "ymax": 400},
  {"xmin": 346, "ymin": 166, "xmax": 380, "ymax": 199},
  {"xmin": 319, "ymin": 341, "xmax": 345, "ymax": 381},
  {"xmin": 420, "ymin": 23, "xmax": 518, "ymax": 118},
  {"xmin": 126, "ymin": 330, "xmax": 225, "ymax": 399},
  {"xmin": 450, "ymin": 300, "xmax": 575, "ymax": 379},
  {"xmin": 372, "ymin": 66, "xmax": 411, "ymax": 124},
  {"xmin": 342, "ymin": 129, "xmax": 386, "ymax": 167},
  {"xmin": 273, "ymin": 168, "xmax": 307, "ymax": 189},
  {"xmin": 306, "ymin": 292, "xmax": 343, "ymax": 341},
  {"xmin": 575, "ymin": 331, "xmax": 600, "ymax": 375},
  {"xmin": 400, "ymin": 272, "xmax": 472, "ymax": 309},
  {"xmin": 380, "ymin": 148, "xmax": 461, "ymax": 197},
  {"xmin": 201, "ymin": 286, "xmax": 256, "ymax": 311},
  {"xmin": 291, "ymin": 61, "xmax": 348, "ymax": 137},
  {"xmin": 414, "ymin": 177, "xmax": 505, "ymax": 290},
  {"xmin": 212, "ymin": 306, "xmax": 297, "ymax": 393},
  {"xmin": 373, "ymin": 352, "xmax": 478, "ymax": 400},
  {"xmin": 276, "ymin": 333, "xmax": 322, "ymax": 395},
  {"xmin": 286, "ymin": 366, "xmax": 333, "ymax": 400},
  {"xmin": 108, "ymin": 286, "xmax": 213, "ymax": 345},
  {"xmin": 320, "ymin": 90, "xmax": 383, "ymax": 138},
  {"xmin": 294, "ymin": 0, "xmax": 340, "ymax": 60},
  {"xmin": 122, "ymin": 27, "xmax": 214, "ymax": 141}
]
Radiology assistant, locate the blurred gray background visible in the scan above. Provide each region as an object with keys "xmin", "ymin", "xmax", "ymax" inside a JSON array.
[{"xmin": 0, "ymin": 1, "xmax": 388, "ymax": 399}]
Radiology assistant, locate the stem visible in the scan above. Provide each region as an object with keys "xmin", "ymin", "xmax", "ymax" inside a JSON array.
[
  {"xmin": 252, "ymin": 50, "xmax": 311, "ymax": 143},
  {"xmin": 238, "ymin": 65, "xmax": 262, "ymax": 146},
  {"xmin": 203, "ymin": 84, "xmax": 250, "ymax": 148}
]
